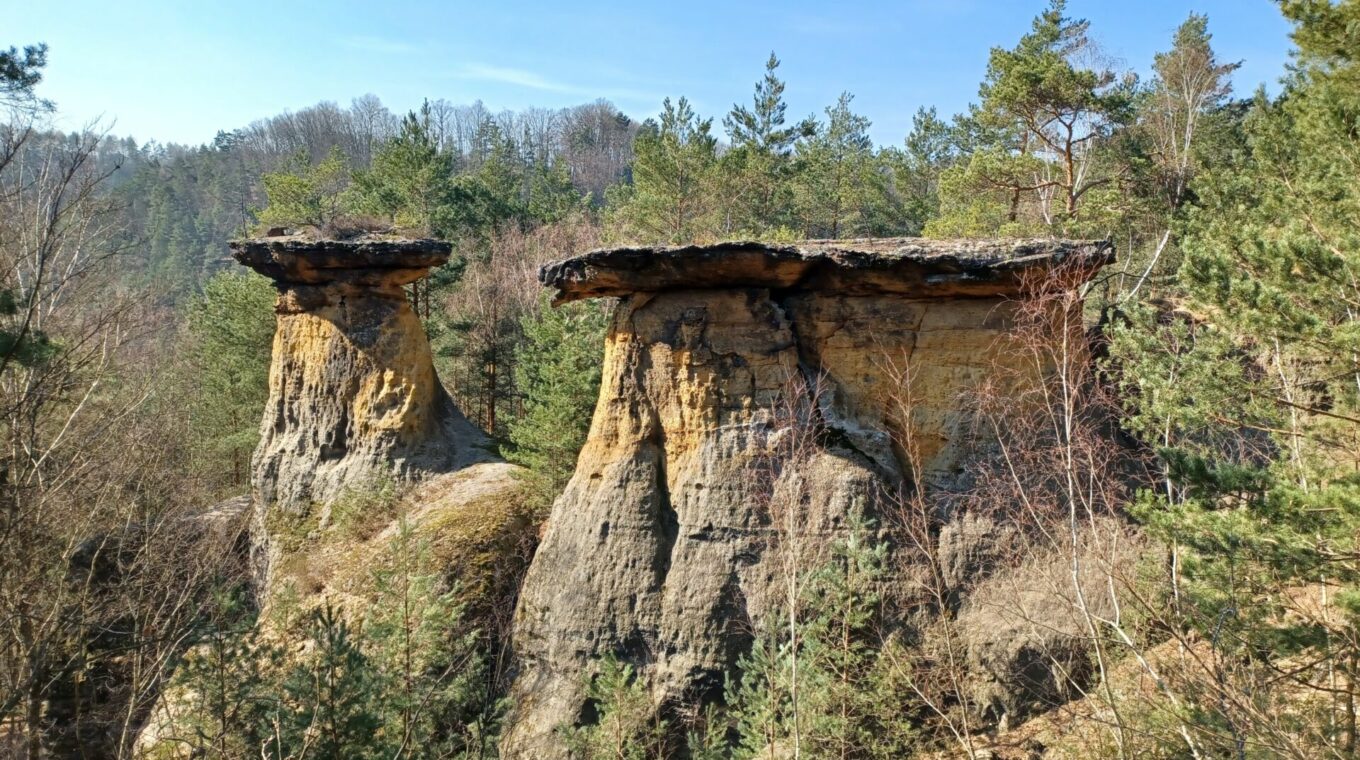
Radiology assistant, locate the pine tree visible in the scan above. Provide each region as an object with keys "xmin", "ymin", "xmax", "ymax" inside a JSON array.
[
  {"xmin": 882, "ymin": 107, "xmax": 958, "ymax": 236},
  {"xmin": 351, "ymin": 104, "xmax": 476, "ymax": 238},
  {"xmin": 257, "ymin": 146, "xmax": 352, "ymax": 231},
  {"xmin": 186, "ymin": 270, "xmax": 276, "ymax": 489},
  {"xmin": 527, "ymin": 159, "xmax": 589, "ymax": 226},
  {"xmin": 927, "ymin": 0, "xmax": 1134, "ymax": 235},
  {"xmin": 507, "ymin": 295, "xmax": 609, "ymax": 509},
  {"xmin": 0, "ymin": 288, "xmax": 54, "ymax": 372},
  {"xmin": 719, "ymin": 53, "xmax": 815, "ymax": 236},
  {"xmin": 276, "ymin": 604, "xmax": 384, "ymax": 759},
  {"xmin": 172, "ymin": 613, "xmax": 283, "ymax": 759},
  {"xmin": 724, "ymin": 517, "xmax": 916, "ymax": 758},
  {"xmin": 1110, "ymin": 1, "xmax": 1360, "ymax": 752},
  {"xmin": 367, "ymin": 520, "xmax": 489, "ymax": 756},
  {"xmin": 611, "ymin": 97, "xmax": 719, "ymax": 244},
  {"xmin": 472, "ymin": 120, "xmax": 527, "ymax": 224},
  {"xmin": 0, "ymin": 42, "xmax": 48, "ymax": 109},
  {"xmin": 561, "ymin": 656, "xmax": 667, "ymax": 759},
  {"xmin": 792, "ymin": 93, "xmax": 886, "ymax": 238}
]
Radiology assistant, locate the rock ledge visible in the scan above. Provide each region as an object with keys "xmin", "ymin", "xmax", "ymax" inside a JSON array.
[
  {"xmin": 540, "ymin": 237, "xmax": 1113, "ymax": 302},
  {"xmin": 231, "ymin": 235, "xmax": 451, "ymax": 286}
]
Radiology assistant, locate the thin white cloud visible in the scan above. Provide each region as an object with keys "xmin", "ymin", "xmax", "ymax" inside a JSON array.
[
  {"xmin": 455, "ymin": 64, "xmax": 577, "ymax": 93},
  {"xmin": 341, "ymin": 36, "xmax": 422, "ymax": 55},
  {"xmin": 451, "ymin": 63, "xmax": 664, "ymax": 106}
]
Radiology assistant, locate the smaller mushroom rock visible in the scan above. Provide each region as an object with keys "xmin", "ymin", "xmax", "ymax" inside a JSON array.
[{"xmin": 232, "ymin": 234, "xmax": 491, "ymax": 584}]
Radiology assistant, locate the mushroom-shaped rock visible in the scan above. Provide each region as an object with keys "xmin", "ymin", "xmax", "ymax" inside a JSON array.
[
  {"xmin": 503, "ymin": 238, "xmax": 1113, "ymax": 757},
  {"xmin": 136, "ymin": 238, "xmax": 530, "ymax": 756},
  {"xmin": 233, "ymin": 235, "xmax": 491, "ymax": 584}
]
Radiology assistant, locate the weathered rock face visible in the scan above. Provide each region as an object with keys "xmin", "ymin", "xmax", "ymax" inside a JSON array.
[
  {"xmin": 232, "ymin": 235, "xmax": 493, "ymax": 585},
  {"xmin": 504, "ymin": 239, "xmax": 1113, "ymax": 756},
  {"xmin": 137, "ymin": 237, "xmax": 532, "ymax": 757}
]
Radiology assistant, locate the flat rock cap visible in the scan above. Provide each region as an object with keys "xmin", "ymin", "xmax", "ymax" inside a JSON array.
[
  {"xmin": 232, "ymin": 235, "xmax": 451, "ymax": 286},
  {"xmin": 541, "ymin": 238, "xmax": 1114, "ymax": 303}
]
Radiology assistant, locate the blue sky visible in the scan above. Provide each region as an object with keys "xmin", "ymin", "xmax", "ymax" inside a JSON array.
[{"xmin": 8, "ymin": 0, "xmax": 1295, "ymax": 148}]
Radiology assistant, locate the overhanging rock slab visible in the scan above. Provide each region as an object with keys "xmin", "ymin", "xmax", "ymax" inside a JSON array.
[{"xmin": 541, "ymin": 237, "xmax": 1114, "ymax": 303}]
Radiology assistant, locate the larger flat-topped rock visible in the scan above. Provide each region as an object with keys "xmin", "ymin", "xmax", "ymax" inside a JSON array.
[
  {"xmin": 541, "ymin": 237, "xmax": 1113, "ymax": 303},
  {"xmin": 504, "ymin": 236, "xmax": 1115, "ymax": 757},
  {"xmin": 232, "ymin": 235, "xmax": 451, "ymax": 286}
]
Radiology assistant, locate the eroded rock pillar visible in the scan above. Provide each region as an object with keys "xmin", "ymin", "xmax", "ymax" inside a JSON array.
[
  {"xmin": 502, "ymin": 238, "xmax": 1114, "ymax": 757},
  {"xmin": 232, "ymin": 235, "xmax": 490, "ymax": 585}
]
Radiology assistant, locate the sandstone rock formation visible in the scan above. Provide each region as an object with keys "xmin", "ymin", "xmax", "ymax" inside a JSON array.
[
  {"xmin": 137, "ymin": 236, "xmax": 533, "ymax": 757},
  {"xmin": 232, "ymin": 235, "xmax": 494, "ymax": 585},
  {"xmin": 504, "ymin": 238, "xmax": 1113, "ymax": 757}
]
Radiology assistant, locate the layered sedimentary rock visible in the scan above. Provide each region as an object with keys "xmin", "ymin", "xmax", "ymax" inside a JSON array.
[
  {"xmin": 232, "ymin": 235, "xmax": 493, "ymax": 584},
  {"xmin": 504, "ymin": 238, "xmax": 1113, "ymax": 757}
]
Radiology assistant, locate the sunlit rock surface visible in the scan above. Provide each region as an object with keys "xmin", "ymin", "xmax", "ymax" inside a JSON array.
[
  {"xmin": 137, "ymin": 236, "xmax": 530, "ymax": 757},
  {"xmin": 503, "ymin": 238, "xmax": 1113, "ymax": 757},
  {"xmin": 232, "ymin": 235, "xmax": 494, "ymax": 586}
]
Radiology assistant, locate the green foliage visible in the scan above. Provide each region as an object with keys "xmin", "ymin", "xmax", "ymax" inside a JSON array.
[
  {"xmin": 257, "ymin": 146, "xmax": 352, "ymax": 231},
  {"xmin": 506, "ymin": 294, "xmax": 608, "ymax": 509},
  {"xmin": 1108, "ymin": 2, "xmax": 1360, "ymax": 752},
  {"xmin": 723, "ymin": 517, "xmax": 916, "ymax": 758},
  {"xmin": 880, "ymin": 107, "xmax": 957, "ymax": 235},
  {"xmin": 473, "ymin": 121, "xmax": 526, "ymax": 217},
  {"xmin": 527, "ymin": 160, "xmax": 590, "ymax": 225},
  {"xmin": 928, "ymin": 0, "xmax": 1134, "ymax": 236},
  {"xmin": 724, "ymin": 53, "xmax": 812, "ymax": 156},
  {"xmin": 277, "ymin": 604, "xmax": 385, "ymax": 758},
  {"xmin": 718, "ymin": 53, "xmax": 815, "ymax": 235},
  {"xmin": 113, "ymin": 140, "xmax": 259, "ymax": 293},
  {"xmin": 792, "ymin": 93, "xmax": 895, "ymax": 238},
  {"xmin": 978, "ymin": 0, "xmax": 1133, "ymax": 138},
  {"xmin": 0, "ymin": 288, "xmax": 55, "ymax": 370},
  {"xmin": 1108, "ymin": 305, "xmax": 1276, "ymax": 460},
  {"xmin": 350, "ymin": 100, "xmax": 586, "ymax": 246},
  {"xmin": 1161, "ymin": 0, "xmax": 1360, "ymax": 620},
  {"xmin": 609, "ymin": 97, "xmax": 719, "ymax": 244},
  {"xmin": 172, "ymin": 617, "xmax": 283, "ymax": 759},
  {"xmin": 351, "ymin": 107, "xmax": 456, "ymax": 235},
  {"xmin": 367, "ymin": 520, "xmax": 494, "ymax": 756},
  {"xmin": 561, "ymin": 656, "xmax": 667, "ymax": 759},
  {"xmin": 186, "ymin": 270, "xmax": 275, "ymax": 489},
  {"xmin": 1142, "ymin": 13, "xmax": 1239, "ymax": 212},
  {"xmin": 1094, "ymin": 13, "xmax": 1243, "ymax": 296},
  {"xmin": 352, "ymin": 105, "xmax": 481, "ymax": 238},
  {"xmin": 327, "ymin": 475, "xmax": 401, "ymax": 540},
  {"xmin": 169, "ymin": 526, "xmax": 493, "ymax": 759},
  {"xmin": 928, "ymin": 145, "xmax": 1049, "ymax": 237},
  {"xmin": 684, "ymin": 705, "xmax": 730, "ymax": 760},
  {"xmin": 0, "ymin": 42, "xmax": 48, "ymax": 107}
]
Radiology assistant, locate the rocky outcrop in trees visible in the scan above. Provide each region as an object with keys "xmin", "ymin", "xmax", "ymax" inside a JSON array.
[
  {"xmin": 503, "ymin": 238, "xmax": 1115, "ymax": 756},
  {"xmin": 137, "ymin": 235, "xmax": 534, "ymax": 755},
  {"xmin": 232, "ymin": 235, "xmax": 496, "ymax": 587}
]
